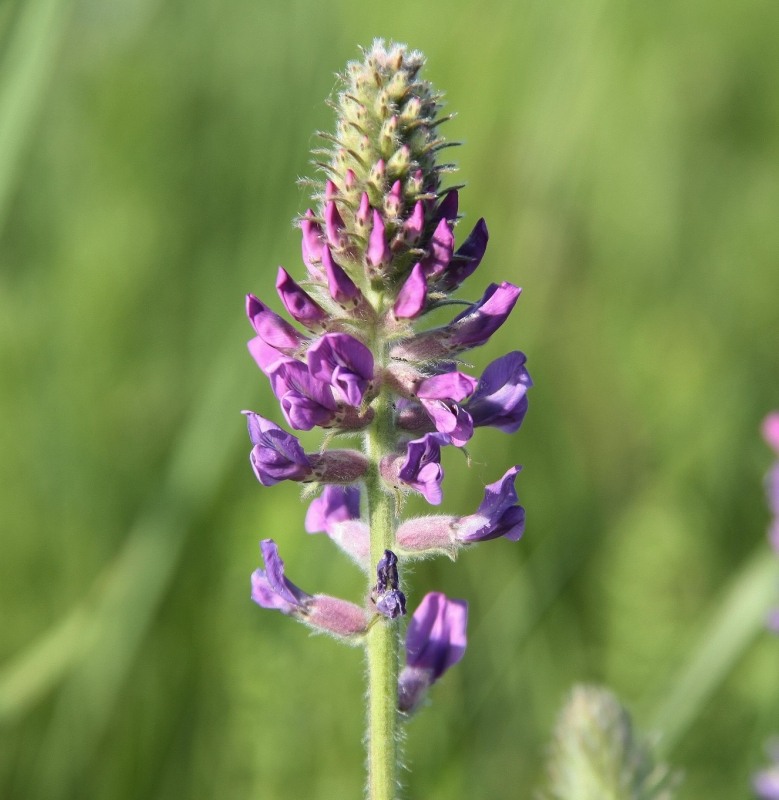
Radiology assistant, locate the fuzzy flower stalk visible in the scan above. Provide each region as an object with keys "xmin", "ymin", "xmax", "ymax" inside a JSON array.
[{"xmin": 243, "ymin": 41, "xmax": 531, "ymax": 800}]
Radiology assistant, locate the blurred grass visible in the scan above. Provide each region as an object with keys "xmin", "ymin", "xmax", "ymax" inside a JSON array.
[{"xmin": 1, "ymin": 0, "xmax": 778, "ymax": 798}]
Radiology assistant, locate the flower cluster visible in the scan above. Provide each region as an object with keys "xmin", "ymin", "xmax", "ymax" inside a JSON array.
[{"xmin": 243, "ymin": 41, "xmax": 530, "ymax": 715}]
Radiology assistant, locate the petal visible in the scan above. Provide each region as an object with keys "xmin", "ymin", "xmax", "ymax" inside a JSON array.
[{"xmin": 393, "ymin": 263, "xmax": 427, "ymax": 319}]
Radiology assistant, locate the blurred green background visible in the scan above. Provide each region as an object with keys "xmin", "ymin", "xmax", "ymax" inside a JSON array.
[{"xmin": 1, "ymin": 0, "xmax": 778, "ymax": 797}]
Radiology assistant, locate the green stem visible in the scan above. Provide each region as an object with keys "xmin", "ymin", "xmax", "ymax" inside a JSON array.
[{"xmin": 365, "ymin": 391, "xmax": 400, "ymax": 800}]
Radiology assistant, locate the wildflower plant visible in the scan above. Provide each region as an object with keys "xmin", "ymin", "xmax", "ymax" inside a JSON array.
[{"xmin": 242, "ymin": 41, "xmax": 531, "ymax": 799}]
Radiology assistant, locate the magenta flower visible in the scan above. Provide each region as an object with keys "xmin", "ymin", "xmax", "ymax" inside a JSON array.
[
  {"xmin": 398, "ymin": 592, "xmax": 468, "ymax": 713},
  {"xmin": 276, "ymin": 267, "xmax": 327, "ymax": 330}
]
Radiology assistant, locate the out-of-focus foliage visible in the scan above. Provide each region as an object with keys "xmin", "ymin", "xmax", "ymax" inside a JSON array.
[{"xmin": 1, "ymin": 0, "xmax": 778, "ymax": 798}]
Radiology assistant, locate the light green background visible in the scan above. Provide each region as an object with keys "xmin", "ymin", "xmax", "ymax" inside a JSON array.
[{"xmin": 1, "ymin": 0, "xmax": 778, "ymax": 798}]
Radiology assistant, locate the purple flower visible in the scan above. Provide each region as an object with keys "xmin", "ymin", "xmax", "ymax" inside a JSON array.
[
  {"xmin": 244, "ymin": 411, "xmax": 312, "ymax": 486},
  {"xmin": 246, "ymin": 294, "xmax": 306, "ymax": 356},
  {"xmin": 445, "ymin": 281, "xmax": 521, "ymax": 350},
  {"xmin": 324, "ymin": 195, "xmax": 346, "ymax": 250},
  {"xmin": 391, "ymin": 281, "xmax": 521, "ymax": 361},
  {"xmin": 393, "ymin": 263, "xmax": 427, "ymax": 320},
  {"xmin": 457, "ymin": 465, "xmax": 525, "ymax": 542},
  {"xmin": 465, "ymin": 351, "xmax": 531, "ymax": 434},
  {"xmin": 372, "ymin": 550, "xmax": 406, "ymax": 619},
  {"xmin": 251, "ymin": 539, "xmax": 312, "ymax": 612},
  {"xmin": 416, "ymin": 371, "xmax": 478, "ymax": 447},
  {"xmin": 421, "ymin": 217, "xmax": 454, "ymax": 279},
  {"xmin": 300, "ymin": 209, "xmax": 326, "ymax": 281},
  {"xmin": 367, "ymin": 209, "xmax": 390, "ymax": 270},
  {"xmin": 323, "ymin": 246, "xmax": 364, "ymax": 309},
  {"xmin": 307, "ymin": 332, "xmax": 375, "ymax": 407},
  {"xmin": 399, "ymin": 200, "xmax": 425, "ymax": 245},
  {"xmin": 305, "ymin": 485, "xmax": 361, "ymax": 533},
  {"xmin": 435, "ymin": 218, "xmax": 489, "ymax": 293},
  {"xmin": 395, "ymin": 466, "xmax": 525, "ymax": 554},
  {"xmin": 305, "ymin": 486, "xmax": 369, "ymax": 566},
  {"xmin": 252, "ymin": 539, "xmax": 369, "ymax": 638},
  {"xmin": 380, "ymin": 433, "xmax": 446, "ymax": 505},
  {"xmin": 267, "ymin": 359, "xmax": 338, "ymax": 430},
  {"xmin": 398, "ymin": 592, "xmax": 468, "ymax": 713},
  {"xmin": 433, "ymin": 189, "xmax": 458, "ymax": 226},
  {"xmin": 276, "ymin": 267, "xmax": 327, "ymax": 330}
]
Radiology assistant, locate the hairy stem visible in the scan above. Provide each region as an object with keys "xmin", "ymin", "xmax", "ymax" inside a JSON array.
[{"xmin": 365, "ymin": 390, "xmax": 400, "ymax": 800}]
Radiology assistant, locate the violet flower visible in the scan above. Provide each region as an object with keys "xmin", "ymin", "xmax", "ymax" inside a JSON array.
[
  {"xmin": 305, "ymin": 485, "xmax": 361, "ymax": 534},
  {"xmin": 391, "ymin": 281, "xmax": 521, "ymax": 361},
  {"xmin": 416, "ymin": 370, "xmax": 478, "ymax": 447},
  {"xmin": 395, "ymin": 465, "xmax": 525, "ymax": 555},
  {"xmin": 464, "ymin": 351, "xmax": 531, "ymax": 434},
  {"xmin": 398, "ymin": 592, "xmax": 468, "ymax": 713},
  {"xmin": 244, "ymin": 411, "xmax": 312, "ymax": 486},
  {"xmin": 380, "ymin": 433, "xmax": 446, "ymax": 505},
  {"xmin": 305, "ymin": 485, "xmax": 369, "ymax": 566},
  {"xmin": 252, "ymin": 539, "xmax": 368, "ymax": 639},
  {"xmin": 307, "ymin": 332, "xmax": 375, "ymax": 407}
]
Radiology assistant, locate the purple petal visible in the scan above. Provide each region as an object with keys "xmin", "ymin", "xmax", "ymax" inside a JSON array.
[
  {"xmin": 254, "ymin": 540, "xmax": 311, "ymax": 610},
  {"xmin": 323, "ymin": 246, "xmax": 362, "ymax": 306},
  {"xmin": 325, "ymin": 198, "xmax": 346, "ymax": 249},
  {"xmin": 246, "ymin": 294, "xmax": 305, "ymax": 353},
  {"xmin": 267, "ymin": 360, "xmax": 337, "ymax": 430},
  {"xmin": 307, "ymin": 333, "xmax": 375, "ymax": 407},
  {"xmin": 242, "ymin": 411, "xmax": 312, "ymax": 486},
  {"xmin": 376, "ymin": 589, "xmax": 407, "ymax": 619},
  {"xmin": 300, "ymin": 210, "xmax": 326, "ymax": 280},
  {"xmin": 355, "ymin": 192, "xmax": 371, "ymax": 229},
  {"xmin": 466, "ymin": 351, "xmax": 532, "ymax": 433},
  {"xmin": 405, "ymin": 592, "xmax": 468, "ymax": 680},
  {"xmin": 393, "ymin": 263, "xmax": 427, "ymax": 319},
  {"xmin": 367, "ymin": 209, "xmax": 390, "ymax": 269},
  {"xmin": 433, "ymin": 190, "xmax": 459, "ymax": 225},
  {"xmin": 417, "ymin": 371, "xmax": 478, "ymax": 402},
  {"xmin": 276, "ymin": 267, "xmax": 327, "ymax": 329},
  {"xmin": 418, "ymin": 399, "xmax": 473, "ymax": 447},
  {"xmin": 398, "ymin": 434, "xmax": 446, "ymax": 505},
  {"xmin": 401, "ymin": 201, "xmax": 425, "ymax": 244},
  {"xmin": 421, "ymin": 217, "xmax": 454, "ymax": 279},
  {"xmin": 458, "ymin": 466, "xmax": 525, "ymax": 542},
  {"xmin": 251, "ymin": 570, "xmax": 297, "ymax": 613},
  {"xmin": 448, "ymin": 281, "xmax": 521, "ymax": 350},
  {"xmin": 305, "ymin": 485, "xmax": 361, "ymax": 534},
  {"xmin": 436, "ymin": 218, "xmax": 489, "ymax": 292},
  {"xmin": 247, "ymin": 336, "xmax": 296, "ymax": 377}
]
